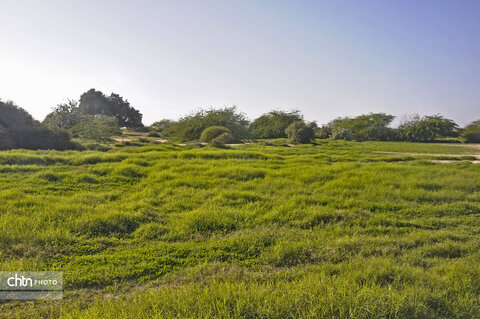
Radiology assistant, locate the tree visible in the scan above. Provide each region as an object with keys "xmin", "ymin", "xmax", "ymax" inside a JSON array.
[
  {"xmin": 78, "ymin": 89, "xmax": 143, "ymax": 127},
  {"xmin": 167, "ymin": 106, "xmax": 249, "ymax": 142},
  {"xmin": 43, "ymin": 100, "xmax": 81, "ymax": 130},
  {"xmin": 398, "ymin": 114, "xmax": 458, "ymax": 142},
  {"xmin": 285, "ymin": 121, "xmax": 315, "ymax": 144},
  {"xmin": 462, "ymin": 120, "xmax": 480, "ymax": 143},
  {"xmin": 107, "ymin": 93, "xmax": 143, "ymax": 127},
  {"xmin": 249, "ymin": 110, "xmax": 303, "ymax": 139}
]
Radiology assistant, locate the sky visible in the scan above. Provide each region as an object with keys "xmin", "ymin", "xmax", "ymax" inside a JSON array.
[{"xmin": 0, "ymin": 0, "xmax": 479, "ymax": 126}]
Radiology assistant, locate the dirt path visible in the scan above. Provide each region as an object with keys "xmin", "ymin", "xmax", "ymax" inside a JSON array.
[
  {"xmin": 374, "ymin": 151, "xmax": 480, "ymax": 159},
  {"xmin": 375, "ymin": 145, "xmax": 480, "ymax": 163}
]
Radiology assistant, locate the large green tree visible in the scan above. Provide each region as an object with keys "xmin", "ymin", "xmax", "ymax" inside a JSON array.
[
  {"xmin": 78, "ymin": 89, "xmax": 143, "ymax": 127},
  {"xmin": 43, "ymin": 89, "xmax": 143, "ymax": 131},
  {"xmin": 398, "ymin": 115, "xmax": 458, "ymax": 142}
]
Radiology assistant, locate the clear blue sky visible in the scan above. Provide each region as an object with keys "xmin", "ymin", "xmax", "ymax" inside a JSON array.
[{"xmin": 1, "ymin": 0, "xmax": 479, "ymax": 125}]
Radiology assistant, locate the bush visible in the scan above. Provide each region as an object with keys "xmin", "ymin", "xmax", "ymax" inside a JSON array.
[
  {"xmin": 249, "ymin": 110, "xmax": 303, "ymax": 139},
  {"xmin": 200, "ymin": 126, "xmax": 231, "ymax": 142},
  {"xmin": 210, "ymin": 132, "xmax": 233, "ymax": 148},
  {"xmin": 285, "ymin": 121, "xmax": 315, "ymax": 144},
  {"xmin": 462, "ymin": 120, "xmax": 480, "ymax": 143},
  {"xmin": 167, "ymin": 107, "xmax": 249, "ymax": 142},
  {"xmin": 324, "ymin": 113, "xmax": 396, "ymax": 141},
  {"xmin": 211, "ymin": 132, "xmax": 233, "ymax": 144},
  {"xmin": 0, "ymin": 100, "xmax": 75, "ymax": 150}
]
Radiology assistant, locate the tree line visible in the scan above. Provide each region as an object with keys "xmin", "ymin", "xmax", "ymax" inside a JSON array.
[
  {"xmin": 155, "ymin": 108, "xmax": 479, "ymax": 144},
  {"xmin": 1, "ymin": 88, "xmax": 480, "ymax": 150}
]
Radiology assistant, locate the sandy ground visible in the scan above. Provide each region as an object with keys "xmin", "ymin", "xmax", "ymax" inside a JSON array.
[
  {"xmin": 375, "ymin": 144, "xmax": 480, "ymax": 164},
  {"xmin": 374, "ymin": 151, "xmax": 480, "ymax": 159},
  {"xmin": 113, "ymin": 137, "xmax": 134, "ymax": 142}
]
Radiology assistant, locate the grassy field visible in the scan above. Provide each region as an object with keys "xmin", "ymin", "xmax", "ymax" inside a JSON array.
[{"xmin": 1, "ymin": 140, "xmax": 480, "ymax": 318}]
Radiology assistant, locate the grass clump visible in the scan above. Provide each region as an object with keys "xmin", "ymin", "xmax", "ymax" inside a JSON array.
[{"xmin": 75, "ymin": 213, "xmax": 140, "ymax": 237}]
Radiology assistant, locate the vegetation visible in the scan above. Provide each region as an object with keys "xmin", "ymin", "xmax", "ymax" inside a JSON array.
[
  {"xmin": 44, "ymin": 89, "xmax": 143, "ymax": 130},
  {"xmin": 167, "ymin": 107, "xmax": 249, "ymax": 142},
  {"xmin": 200, "ymin": 126, "xmax": 231, "ymax": 142},
  {"xmin": 318, "ymin": 113, "xmax": 461, "ymax": 142},
  {"xmin": 150, "ymin": 119, "xmax": 174, "ymax": 137},
  {"xmin": 462, "ymin": 120, "xmax": 480, "ymax": 143},
  {"xmin": 43, "ymin": 100, "xmax": 81, "ymax": 130},
  {"xmin": 78, "ymin": 89, "xmax": 143, "ymax": 127},
  {"xmin": 397, "ymin": 115, "xmax": 459, "ymax": 142},
  {"xmin": 285, "ymin": 121, "xmax": 316, "ymax": 144},
  {"xmin": 249, "ymin": 110, "xmax": 303, "ymax": 139},
  {"xmin": 1, "ymin": 141, "xmax": 480, "ymax": 318},
  {"xmin": 321, "ymin": 113, "xmax": 396, "ymax": 141},
  {"xmin": 69, "ymin": 115, "xmax": 121, "ymax": 142},
  {"xmin": 0, "ymin": 100, "xmax": 74, "ymax": 150}
]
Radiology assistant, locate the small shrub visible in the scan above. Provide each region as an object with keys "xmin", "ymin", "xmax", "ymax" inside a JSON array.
[
  {"xmin": 200, "ymin": 126, "xmax": 231, "ymax": 142},
  {"xmin": 185, "ymin": 142, "xmax": 205, "ymax": 149},
  {"xmin": 211, "ymin": 132, "xmax": 233, "ymax": 144},
  {"xmin": 210, "ymin": 132, "xmax": 233, "ymax": 148}
]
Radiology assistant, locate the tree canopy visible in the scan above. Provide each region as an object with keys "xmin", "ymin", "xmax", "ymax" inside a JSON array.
[
  {"xmin": 44, "ymin": 89, "xmax": 144, "ymax": 130},
  {"xmin": 78, "ymin": 89, "xmax": 143, "ymax": 127},
  {"xmin": 398, "ymin": 115, "xmax": 458, "ymax": 142}
]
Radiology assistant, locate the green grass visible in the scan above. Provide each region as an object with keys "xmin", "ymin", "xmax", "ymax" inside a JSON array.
[{"xmin": 0, "ymin": 140, "xmax": 479, "ymax": 318}]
